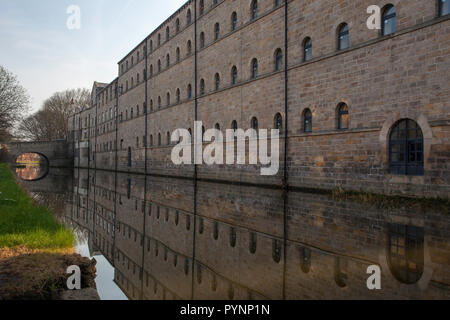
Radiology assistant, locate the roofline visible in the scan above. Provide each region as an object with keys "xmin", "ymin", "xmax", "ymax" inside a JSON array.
[
  {"xmin": 117, "ymin": 0, "xmax": 193, "ymax": 65},
  {"xmin": 95, "ymin": 78, "xmax": 119, "ymax": 95}
]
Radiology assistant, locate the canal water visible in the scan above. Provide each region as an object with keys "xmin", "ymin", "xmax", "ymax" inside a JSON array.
[{"xmin": 14, "ymin": 165, "xmax": 450, "ymax": 300}]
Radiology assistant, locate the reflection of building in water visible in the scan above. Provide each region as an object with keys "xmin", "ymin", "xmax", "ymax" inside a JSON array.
[
  {"xmin": 66, "ymin": 168, "xmax": 450, "ymax": 300},
  {"xmin": 16, "ymin": 166, "xmax": 41, "ymax": 181}
]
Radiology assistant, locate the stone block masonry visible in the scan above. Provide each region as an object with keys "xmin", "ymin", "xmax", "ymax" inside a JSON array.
[{"xmin": 68, "ymin": 0, "xmax": 450, "ymax": 199}]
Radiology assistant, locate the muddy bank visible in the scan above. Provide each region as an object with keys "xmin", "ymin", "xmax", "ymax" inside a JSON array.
[{"xmin": 0, "ymin": 247, "xmax": 99, "ymax": 300}]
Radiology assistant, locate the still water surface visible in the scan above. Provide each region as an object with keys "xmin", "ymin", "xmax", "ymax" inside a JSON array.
[{"xmin": 15, "ymin": 166, "xmax": 450, "ymax": 300}]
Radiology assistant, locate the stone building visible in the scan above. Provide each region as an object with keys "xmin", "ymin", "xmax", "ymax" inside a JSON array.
[{"xmin": 68, "ymin": 0, "xmax": 450, "ymax": 198}]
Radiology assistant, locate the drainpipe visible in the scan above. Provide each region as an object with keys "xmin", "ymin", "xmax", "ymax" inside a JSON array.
[
  {"xmin": 112, "ymin": 80, "xmax": 120, "ymax": 282},
  {"xmin": 191, "ymin": 0, "xmax": 198, "ymax": 301},
  {"xmin": 140, "ymin": 43, "xmax": 150, "ymax": 299},
  {"xmin": 282, "ymin": 0, "xmax": 289, "ymax": 301}
]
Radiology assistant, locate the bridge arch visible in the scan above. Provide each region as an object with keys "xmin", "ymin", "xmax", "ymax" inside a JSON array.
[
  {"xmin": 15, "ymin": 152, "xmax": 50, "ymax": 181},
  {"xmin": 6, "ymin": 140, "xmax": 72, "ymax": 168}
]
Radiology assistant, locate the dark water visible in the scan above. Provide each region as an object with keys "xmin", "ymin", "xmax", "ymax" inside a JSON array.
[{"xmin": 16, "ymin": 166, "xmax": 450, "ymax": 300}]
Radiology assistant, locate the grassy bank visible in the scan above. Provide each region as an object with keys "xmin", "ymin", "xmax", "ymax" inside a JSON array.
[
  {"xmin": 0, "ymin": 163, "xmax": 97, "ymax": 299},
  {"xmin": 0, "ymin": 163, "xmax": 74, "ymax": 249}
]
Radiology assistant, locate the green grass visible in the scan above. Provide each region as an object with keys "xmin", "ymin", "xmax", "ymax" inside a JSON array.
[
  {"xmin": 0, "ymin": 163, "xmax": 74, "ymax": 249},
  {"xmin": 332, "ymin": 187, "xmax": 450, "ymax": 213}
]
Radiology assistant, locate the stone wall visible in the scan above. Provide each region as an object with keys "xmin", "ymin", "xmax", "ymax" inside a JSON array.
[{"xmin": 69, "ymin": 0, "xmax": 450, "ymax": 198}]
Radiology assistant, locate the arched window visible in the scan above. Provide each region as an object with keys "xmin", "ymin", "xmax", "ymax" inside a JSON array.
[
  {"xmin": 388, "ymin": 223, "xmax": 424, "ymax": 284},
  {"xmin": 199, "ymin": 0, "xmax": 204, "ymax": 15},
  {"xmin": 176, "ymin": 18, "xmax": 180, "ymax": 33},
  {"xmin": 231, "ymin": 12, "xmax": 238, "ymax": 31},
  {"xmin": 231, "ymin": 120, "xmax": 238, "ymax": 131},
  {"xmin": 167, "ymin": 92, "xmax": 171, "ymax": 106},
  {"xmin": 200, "ymin": 32, "xmax": 205, "ymax": 48},
  {"xmin": 251, "ymin": 0, "xmax": 258, "ymax": 20},
  {"xmin": 274, "ymin": 48, "xmax": 283, "ymax": 71},
  {"xmin": 150, "ymin": 64, "xmax": 153, "ymax": 76},
  {"xmin": 303, "ymin": 108, "xmax": 312, "ymax": 133},
  {"xmin": 337, "ymin": 103, "xmax": 349, "ymax": 130},
  {"xmin": 187, "ymin": 9, "xmax": 192, "ymax": 25},
  {"xmin": 158, "ymin": 96, "xmax": 162, "ymax": 109},
  {"xmin": 149, "ymin": 40, "xmax": 153, "ymax": 52},
  {"xmin": 176, "ymin": 88, "xmax": 181, "ymax": 103},
  {"xmin": 158, "ymin": 33, "xmax": 161, "ymax": 46},
  {"xmin": 251, "ymin": 117, "xmax": 258, "ymax": 130},
  {"xmin": 158, "ymin": 59, "xmax": 161, "ymax": 72},
  {"xmin": 303, "ymin": 37, "xmax": 312, "ymax": 62},
  {"xmin": 131, "ymin": 56, "xmax": 134, "ymax": 66},
  {"xmin": 231, "ymin": 66, "xmax": 238, "ymax": 85},
  {"xmin": 187, "ymin": 84, "xmax": 192, "ymax": 99},
  {"xmin": 382, "ymin": 5, "xmax": 396, "ymax": 36},
  {"xmin": 166, "ymin": 26, "xmax": 170, "ymax": 41},
  {"xmin": 251, "ymin": 58, "xmax": 258, "ymax": 79},
  {"xmin": 274, "ymin": 113, "xmax": 283, "ymax": 130},
  {"xmin": 337, "ymin": 23, "xmax": 349, "ymax": 50},
  {"xmin": 150, "ymin": 135, "xmax": 153, "ymax": 146},
  {"xmin": 389, "ymin": 119, "xmax": 424, "ymax": 175},
  {"xmin": 167, "ymin": 132, "xmax": 171, "ymax": 145},
  {"xmin": 214, "ymin": 23, "xmax": 220, "ymax": 40},
  {"xmin": 275, "ymin": 0, "xmax": 282, "ymax": 7},
  {"xmin": 158, "ymin": 133, "xmax": 161, "ymax": 146},
  {"xmin": 440, "ymin": 0, "xmax": 450, "ymax": 16},
  {"xmin": 215, "ymin": 123, "xmax": 220, "ymax": 130},
  {"xmin": 215, "ymin": 73, "xmax": 220, "ymax": 91},
  {"xmin": 150, "ymin": 99, "xmax": 153, "ymax": 112},
  {"xmin": 166, "ymin": 54, "xmax": 170, "ymax": 67},
  {"xmin": 187, "ymin": 40, "xmax": 192, "ymax": 55},
  {"xmin": 176, "ymin": 47, "xmax": 180, "ymax": 62},
  {"xmin": 200, "ymin": 79, "xmax": 205, "ymax": 95}
]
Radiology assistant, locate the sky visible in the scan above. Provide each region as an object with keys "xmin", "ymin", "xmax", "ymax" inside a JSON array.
[{"xmin": 0, "ymin": 0, "xmax": 187, "ymax": 114}]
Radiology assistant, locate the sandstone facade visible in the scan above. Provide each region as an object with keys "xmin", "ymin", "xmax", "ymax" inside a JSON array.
[{"xmin": 68, "ymin": 0, "xmax": 450, "ymax": 198}]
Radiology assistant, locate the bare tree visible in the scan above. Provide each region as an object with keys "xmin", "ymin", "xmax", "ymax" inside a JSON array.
[
  {"xmin": 17, "ymin": 88, "xmax": 90, "ymax": 141},
  {"xmin": 0, "ymin": 66, "xmax": 30, "ymax": 142}
]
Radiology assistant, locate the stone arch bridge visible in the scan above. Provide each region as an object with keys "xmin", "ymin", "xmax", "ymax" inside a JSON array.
[{"xmin": 4, "ymin": 140, "xmax": 73, "ymax": 168}]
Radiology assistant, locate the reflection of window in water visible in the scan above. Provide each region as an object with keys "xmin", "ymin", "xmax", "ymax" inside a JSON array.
[
  {"xmin": 388, "ymin": 223, "xmax": 424, "ymax": 284},
  {"xmin": 334, "ymin": 257, "xmax": 348, "ymax": 288},
  {"xmin": 300, "ymin": 247, "xmax": 311, "ymax": 273}
]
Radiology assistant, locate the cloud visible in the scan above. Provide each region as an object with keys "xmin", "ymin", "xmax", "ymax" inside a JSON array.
[{"xmin": 0, "ymin": 0, "xmax": 187, "ymax": 113}]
